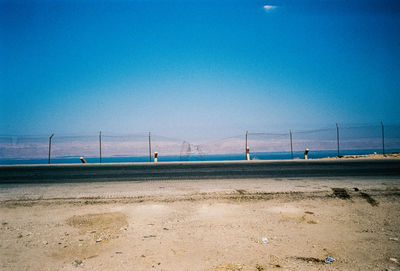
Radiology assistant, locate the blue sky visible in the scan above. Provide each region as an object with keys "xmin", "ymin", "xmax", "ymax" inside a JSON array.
[{"xmin": 1, "ymin": 0, "xmax": 400, "ymax": 140}]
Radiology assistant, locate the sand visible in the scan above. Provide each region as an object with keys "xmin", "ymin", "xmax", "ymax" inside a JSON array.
[{"xmin": 1, "ymin": 178, "xmax": 400, "ymax": 271}]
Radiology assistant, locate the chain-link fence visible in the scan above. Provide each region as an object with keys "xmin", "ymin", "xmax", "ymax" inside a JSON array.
[{"xmin": 1, "ymin": 123, "xmax": 399, "ymax": 164}]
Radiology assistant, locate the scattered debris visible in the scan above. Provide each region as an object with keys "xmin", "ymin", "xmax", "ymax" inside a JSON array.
[
  {"xmin": 236, "ymin": 189, "xmax": 247, "ymax": 195},
  {"xmin": 163, "ymin": 227, "xmax": 169, "ymax": 231},
  {"xmin": 389, "ymin": 237, "xmax": 399, "ymax": 241},
  {"xmin": 96, "ymin": 238, "xmax": 102, "ymax": 243},
  {"xmin": 325, "ymin": 256, "xmax": 336, "ymax": 264},
  {"xmin": 331, "ymin": 188, "xmax": 350, "ymax": 199},
  {"xmin": 262, "ymin": 237, "xmax": 269, "ymax": 244},
  {"xmin": 255, "ymin": 264, "xmax": 265, "ymax": 270},
  {"xmin": 304, "ymin": 211, "xmax": 314, "ymax": 215},
  {"xmin": 353, "ymin": 187, "xmax": 360, "ymax": 192},
  {"xmin": 389, "ymin": 258, "xmax": 399, "ymax": 264}
]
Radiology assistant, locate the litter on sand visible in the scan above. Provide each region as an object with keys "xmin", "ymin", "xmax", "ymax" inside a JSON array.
[
  {"xmin": 325, "ymin": 256, "xmax": 336, "ymax": 264},
  {"xmin": 261, "ymin": 237, "xmax": 269, "ymax": 244}
]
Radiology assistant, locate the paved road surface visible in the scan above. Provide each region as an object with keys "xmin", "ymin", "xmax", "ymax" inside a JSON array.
[{"xmin": 1, "ymin": 159, "xmax": 400, "ymax": 184}]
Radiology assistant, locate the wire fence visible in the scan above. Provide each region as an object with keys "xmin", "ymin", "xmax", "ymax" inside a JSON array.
[{"xmin": 1, "ymin": 123, "xmax": 399, "ymax": 164}]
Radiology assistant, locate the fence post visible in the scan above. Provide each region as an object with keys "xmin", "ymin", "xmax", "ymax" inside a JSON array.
[
  {"xmin": 381, "ymin": 121, "xmax": 385, "ymax": 155},
  {"xmin": 148, "ymin": 132, "xmax": 152, "ymax": 162},
  {"xmin": 245, "ymin": 131, "xmax": 248, "ymax": 160},
  {"xmin": 289, "ymin": 129, "xmax": 293, "ymax": 159},
  {"xmin": 48, "ymin": 134, "xmax": 54, "ymax": 164},
  {"xmin": 99, "ymin": 131, "xmax": 102, "ymax": 163},
  {"xmin": 336, "ymin": 123, "xmax": 340, "ymax": 157}
]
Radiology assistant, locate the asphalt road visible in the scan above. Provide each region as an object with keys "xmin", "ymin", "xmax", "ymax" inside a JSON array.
[{"xmin": 1, "ymin": 159, "xmax": 400, "ymax": 184}]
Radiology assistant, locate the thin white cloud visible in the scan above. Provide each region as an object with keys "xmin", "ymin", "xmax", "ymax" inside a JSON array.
[{"xmin": 263, "ymin": 5, "xmax": 277, "ymax": 11}]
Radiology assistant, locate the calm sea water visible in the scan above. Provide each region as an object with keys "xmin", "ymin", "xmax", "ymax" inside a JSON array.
[{"xmin": 1, "ymin": 149, "xmax": 398, "ymax": 165}]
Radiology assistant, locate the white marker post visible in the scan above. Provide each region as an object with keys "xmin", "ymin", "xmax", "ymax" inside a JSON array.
[
  {"xmin": 154, "ymin": 152, "xmax": 158, "ymax": 163},
  {"xmin": 304, "ymin": 149, "xmax": 309, "ymax": 160}
]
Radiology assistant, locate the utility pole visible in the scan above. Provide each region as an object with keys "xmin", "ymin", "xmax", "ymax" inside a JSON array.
[
  {"xmin": 99, "ymin": 131, "xmax": 102, "ymax": 163},
  {"xmin": 148, "ymin": 132, "xmax": 152, "ymax": 162},
  {"xmin": 290, "ymin": 129, "xmax": 293, "ymax": 159},
  {"xmin": 381, "ymin": 121, "xmax": 385, "ymax": 155},
  {"xmin": 48, "ymin": 134, "xmax": 54, "ymax": 164},
  {"xmin": 336, "ymin": 123, "xmax": 340, "ymax": 157}
]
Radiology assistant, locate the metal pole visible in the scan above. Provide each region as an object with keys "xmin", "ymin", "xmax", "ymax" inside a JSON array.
[
  {"xmin": 48, "ymin": 134, "xmax": 54, "ymax": 164},
  {"xmin": 381, "ymin": 121, "xmax": 385, "ymax": 155},
  {"xmin": 99, "ymin": 131, "xmax": 102, "ymax": 163},
  {"xmin": 148, "ymin": 132, "xmax": 152, "ymax": 162},
  {"xmin": 336, "ymin": 123, "xmax": 340, "ymax": 157},
  {"xmin": 245, "ymin": 130, "xmax": 248, "ymax": 158},
  {"xmin": 290, "ymin": 129, "xmax": 293, "ymax": 159}
]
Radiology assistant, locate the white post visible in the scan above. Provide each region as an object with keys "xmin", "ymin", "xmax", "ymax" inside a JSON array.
[
  {"xmin": 304, "ymin": 148, "xmax": 309, "ymax": 160},
  {"xmin": 154, "ymin": 152, "xmax": 158, "ymax": 163},
  {"xmin": 246, "ymin": 147, "xmax": 250, "ymax": 161}
]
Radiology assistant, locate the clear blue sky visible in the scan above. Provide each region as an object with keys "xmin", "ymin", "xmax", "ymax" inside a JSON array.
[{"xmin": 1, "ymin": 0, "xmax": 399, "ymax": 140}]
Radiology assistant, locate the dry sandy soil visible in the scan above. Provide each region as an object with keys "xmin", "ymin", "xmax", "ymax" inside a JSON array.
[{"xmin": 1, "ymin": 178, "xmax": 400, "ymax": 271}]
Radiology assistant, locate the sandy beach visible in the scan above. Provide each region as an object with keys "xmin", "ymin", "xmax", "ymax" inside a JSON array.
[{"xmin": 1, "ymin": 176, "xmax": 400, "ymax": 271}]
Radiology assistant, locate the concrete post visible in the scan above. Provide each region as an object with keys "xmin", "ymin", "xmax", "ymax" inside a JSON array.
[
  {"xmin": 304, "ymin": 148, "xmax": 309, "ymax": 160},
  {"xmin": 154, "ymin": 152, "xmax": 158, "ymax": 163}
]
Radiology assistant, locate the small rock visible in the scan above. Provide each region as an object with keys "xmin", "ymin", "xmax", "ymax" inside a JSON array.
[
  {"xmin": 115, "ymin": 251, "xmax": 122, "ymax": 254},
  {"xmin": 90, "ymin": 230, "xmax": 96, "ymax": 233},
  {"xmin": 389, "ymin": 258, "xmax": 399, "ymax": 264},
  {"xmin": 261, "ymin": 237, "xmax": 269, "ymax": 244},
  {"xmin": 96, "ymin": 238, "xmax": 102, "ymax": 243},
  {"xmin": 73, "ymin": 259, "xmax": 83, "ymax": 266},
  {"xmin": 163, "ymin": 228, "xmax": 169, "ymax": 231},
  {"xmin": 42, "ymin": 241, "xmax": 48, "ymax": 245},
  {"xmin": 17, "ymin": 233, "xmax": 23, "ymax": 238},
  {"xmin": 389, "ymin": 238, "xmax": 399, "ymax": 242}
]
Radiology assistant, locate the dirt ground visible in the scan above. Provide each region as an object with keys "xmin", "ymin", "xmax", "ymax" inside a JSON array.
[{"xmin": 1, "ymin": 178, "xmax": 400, "ymax": 271}]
